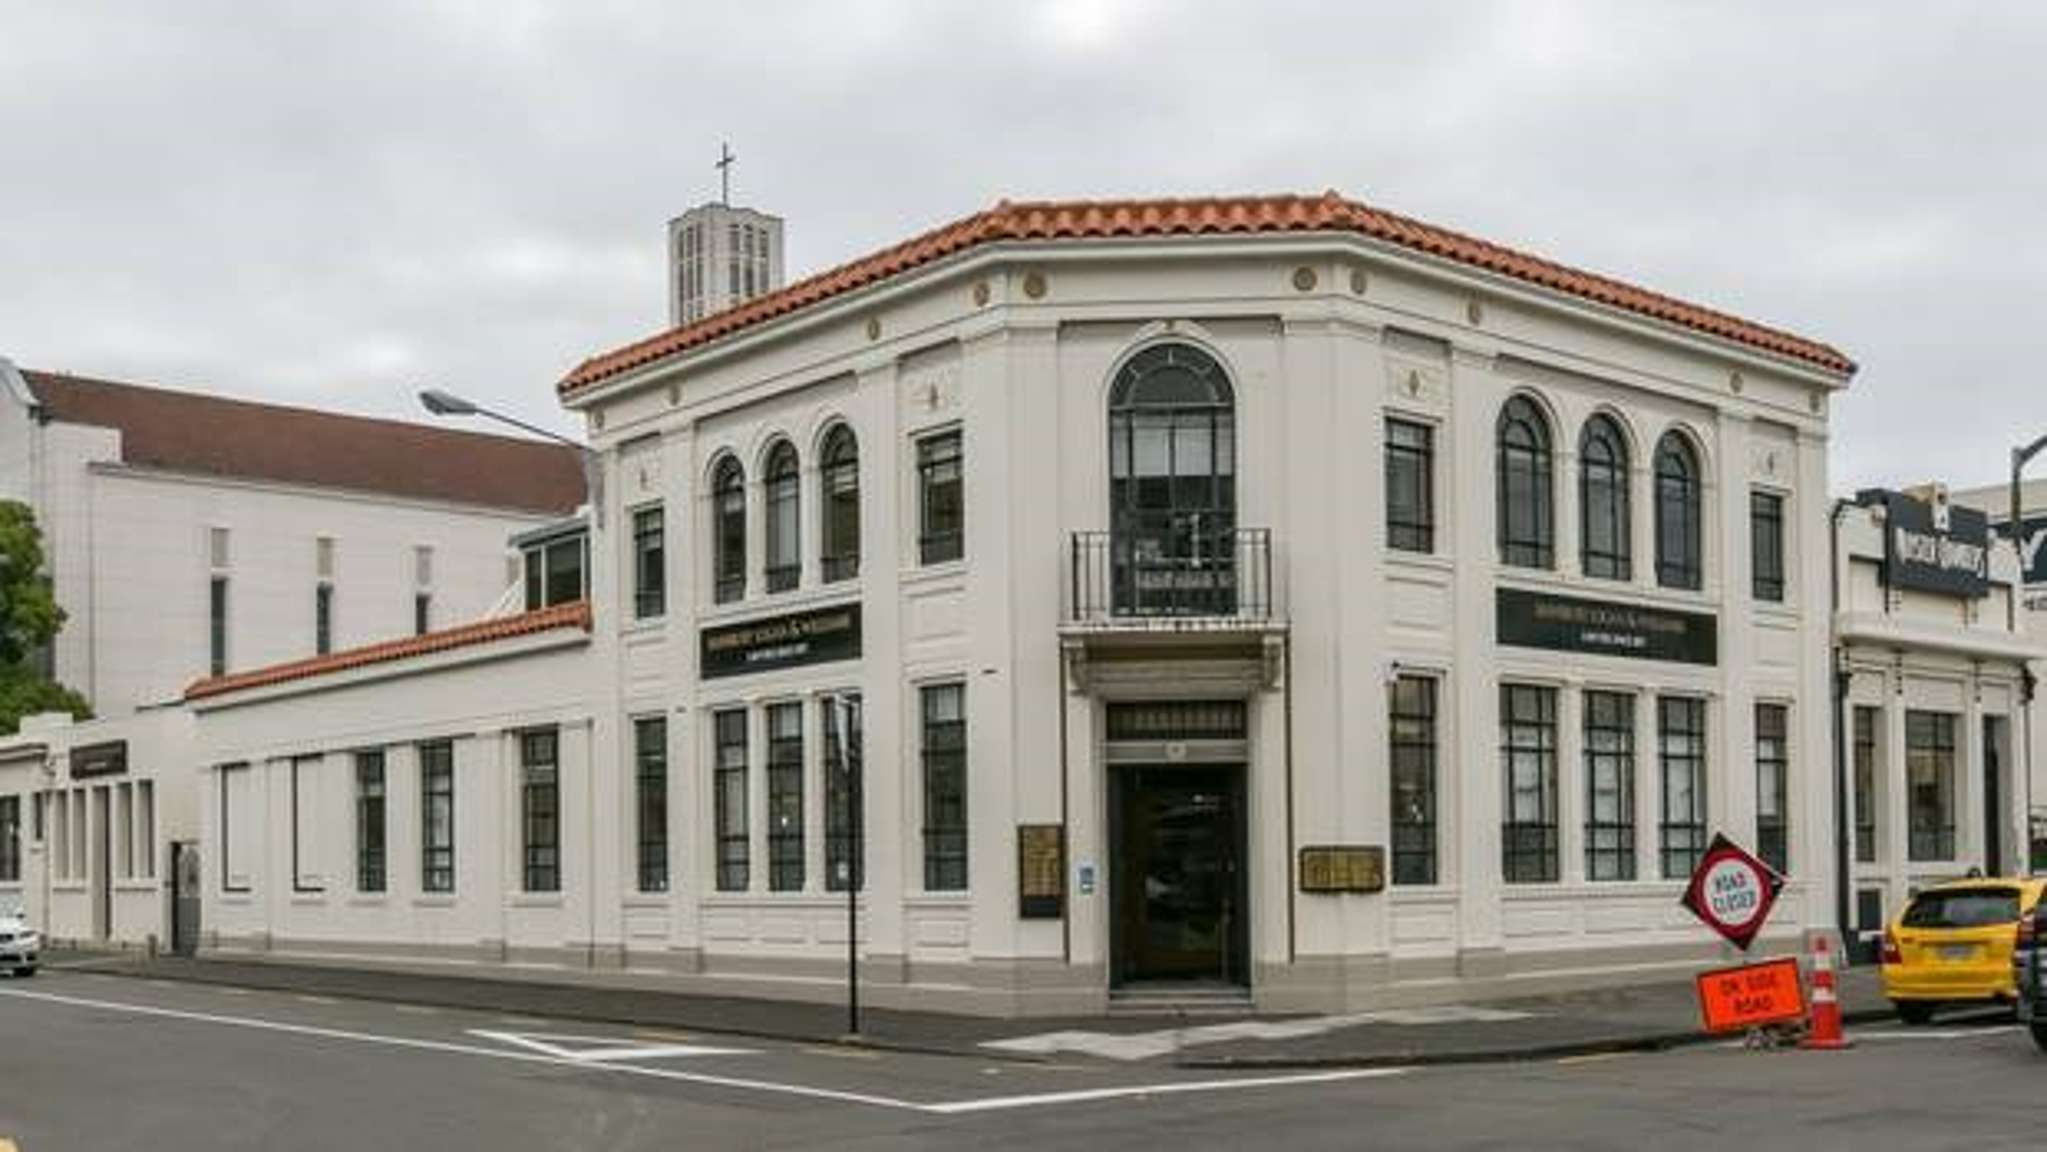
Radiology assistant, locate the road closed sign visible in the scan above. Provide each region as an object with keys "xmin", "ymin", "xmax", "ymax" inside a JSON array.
[
  {"xmin": 1696, "ymin": 957, "xmax": 1806, "ymax": 1033},
  {"xmin": 1678, "ymin": 833, "xmax": 1784, "ymax": 951}
]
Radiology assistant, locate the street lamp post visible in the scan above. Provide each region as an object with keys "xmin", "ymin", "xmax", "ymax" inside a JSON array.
[
  {"xmin": 2013, "ymin": 433, "xmax": 2047, "ymax": 873},
  {"xmin": 832, "ymin": 694, "xmax": 863, "ymax": 1037},
  {"xmin": 418, "ymin": 389, "xmax": 604, "ymax": 527}
]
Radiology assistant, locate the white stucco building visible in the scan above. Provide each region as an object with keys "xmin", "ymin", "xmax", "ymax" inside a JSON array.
[{"xmin": 171, "ymin": 192, "xmax": 1876, "ymax": 1015}]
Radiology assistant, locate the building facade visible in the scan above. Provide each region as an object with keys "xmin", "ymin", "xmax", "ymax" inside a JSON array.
[{"xmin": 172, "ymin": 194, "xmax": 1869, "ymax": 1015}]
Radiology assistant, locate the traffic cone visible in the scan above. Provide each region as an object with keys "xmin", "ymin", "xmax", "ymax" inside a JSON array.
[{"xmin": 1803, "ymin": 934, "xmax": 1851, "ymax": 1050}]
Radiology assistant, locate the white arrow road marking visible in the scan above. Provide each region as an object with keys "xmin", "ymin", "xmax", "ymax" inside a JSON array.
[{"xmin": 467, "ymin": 1028, "xmax": 755, "ymax": 1062}]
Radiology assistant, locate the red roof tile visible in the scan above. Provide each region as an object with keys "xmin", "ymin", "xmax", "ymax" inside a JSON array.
[
  {"xmin": 560, "ymin": 192, "xmax": 1855, "ymax": 394},
  {"xmin": 26, "ymin": 370, "xmax": 585, "ymax": 515},
  {"xmin": 184, "ymin": 601, "xmax": 591, "ymax": 702}
]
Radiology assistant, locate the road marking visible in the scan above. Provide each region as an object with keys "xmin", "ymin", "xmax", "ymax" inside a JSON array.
[
  {"xmin": 921, "ymin": 1068, "xmax": 1411, "ymax": 1115},
  {"xmin": 393, "ymin": 1004, "xmax": 438, "ymax": 1015},
  {"xmin": 296, "ymin": 995, "xmax": 338, "ymax": 1005},
  {"xmin": 469, "ymin": 1029, "xmax": 755, "ymax": 1062},
  {"xmin": 800, "ymin": 1045, "xmax": 881, "ymax": 1061},
  {"xmin": 984, "ymin": 1005, "xmax": 1531, "ymax": 1062},
  {"xmin": 1554, "ymin": 1052, "xmax": 1633, "ymax": 1066},
  {"xmin": 213, "ymin": 987, "xmax": 250, "ymax": 996},
  {"xmin": 1848, "ymin": 1026, "xmax": 2020, "ymax": 1042}
]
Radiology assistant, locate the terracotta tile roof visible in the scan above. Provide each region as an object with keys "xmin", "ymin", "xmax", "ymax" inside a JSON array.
[
  {"xmin": 561, "ymin": 192, "xmax": 1854, "ymax": 395},
  {"xmin": 25, "ymin": 370, "xmax": 585, "ymax": 515},
  {"xmin": 184, "ymin": 600, "xmax": 591, "ymax": 702}
]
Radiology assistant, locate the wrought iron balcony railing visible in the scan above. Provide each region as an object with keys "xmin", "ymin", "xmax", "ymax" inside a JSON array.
[{"xmin": 1069, "ymin": 528, "xmax": 1273, "ymax": 623}]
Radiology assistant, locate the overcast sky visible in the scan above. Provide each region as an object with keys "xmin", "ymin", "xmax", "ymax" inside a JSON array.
[{"xmin": 4, "ymin": 1, "xmax": 2042, "ymax": 491}]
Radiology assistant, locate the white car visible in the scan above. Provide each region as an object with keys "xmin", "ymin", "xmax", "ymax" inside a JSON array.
[{"xmin": 0, "ymin": 901, "xmax": 39, "ymax": 976}]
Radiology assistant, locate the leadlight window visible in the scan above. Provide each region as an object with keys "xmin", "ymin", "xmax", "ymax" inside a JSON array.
[
  {"xmin": 1389, "ymin": 675, "xmax": 1438, "ymax": 885},
  {"xmin": 712, "ymin": 456, "xmax": 746, "ymax": 604},
  {"xmin": 1108, "ymin": 343, "xmax": 1236, "ymax": 615},
  {"xmin": 824, "ymin": 694, "xmax": 863, "ymax": 893},
  {"xmin": 635, "ymin": 717, "xmax": 668, "ymax": 894},
  {"xmin": 1385, "ymin": 418, "xmax": 1435, "ymax": 553},
  {"xmin": 521, "ymin": 729, "xmax": 560, "ymax": 893},
  {"xmin": 315, "ymin": 583, "xmax": 334, "ymax": 655},
  {"xmin": 1501, "ymin": 683, "xmax": 1559, "ymax": 883},
  {"xmin": 633, "ymin": 504, "xmax": 666, "ymax": 619},
  {"xmin": 1584, "ymin": 691, "xmax": 1636, "ymax": 881},
  {"xmin": 1654, "ymin": 432, "xmax": 1703, "ymax": 590},
  {"xmin": 767, "ymin": 702, "xmax": 804, "ymax": 892},
  {"xmin": 1756, "ymin": 703, "xmax": 1789, "ymax": 874},
  {"xmin": 1906, "ymin": 710, "xmax": 1956, "ymax": 862},
  {"xmin": 714, "ymin": 709, "xmax": 749, "ymax": 891},
  {"xmin": 1658, "ymin": 697, "xmax": 1708, "ymax": 879},
  {"xmin": 763, "ymin": 441, "xmax": 800, "ymax": 593},
  {"xmin": 1496, "ymin": 396, "xmax": 1554, "ymax": 568},
  {"xmin": 1854, "ymin": 706, "xmax": 1878, "ymax": 864},
  {"xmin": 210, "ymin": 576, "xmax": 229, "ymax": 676},
  {"xmin": 1751, "ymin": 490, "xmax": 1786, "ymax": 602},
  {"xmin": 820, "ymin": 424, "xmax": 861, "ymax": 582},
  {"xmin": 917, "ymin": 431, "xmax": 964, "ymax": 565},
  {"xmin": 420, "ymin": 741, "xmax": 455, "ymax": 893},
  {"xmin": 922, "ymin": 683, "xmax": 968, "ymax": 891},
  {"xmin": 1578, "ymin": 415, "xmax": 1631, "ymax": 580},
  {"xmin": 355, "ymin": 751, "xmax": 386, "ymax": 894}
]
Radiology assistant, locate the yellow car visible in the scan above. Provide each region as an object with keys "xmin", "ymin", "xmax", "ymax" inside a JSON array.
[{"xmin": 1881, "ymin": 877, "xmax": 2047, "ymax": 1023}]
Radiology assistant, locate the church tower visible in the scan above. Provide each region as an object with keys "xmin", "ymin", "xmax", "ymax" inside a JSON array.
[{"xmin": 668, "ymin": 144, "xmax": 785, "ymax": 326}]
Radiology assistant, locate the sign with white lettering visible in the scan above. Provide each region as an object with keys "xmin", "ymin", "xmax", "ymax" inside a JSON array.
[
  {"xmin": 2001, "ymin": 515, "xmax": 2047, "ymax": 587},
  {"xmin": 1877, "ymin": 491, "xmax": 1989, "ymax": 598},
  {"xmin": 1678, "ymin": 833, "xmax": 1784, "ymax": 951},
  {"xmin": 1496, "ymin": 588, "xmax": 1717, "ymax": 666},
  {"xmin": 699, "ymin": 604, "xmax": 862, "ymax": 680}
]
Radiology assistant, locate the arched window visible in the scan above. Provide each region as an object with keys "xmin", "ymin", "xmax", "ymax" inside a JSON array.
[
  {"xmin": 820, "ymin": 424, "xmax": 860, "ymax": 582},
  {"xmin": 1654, "ymin": 431, "xmax": 1702, "ymax": 590},
  {"xmin": 1496, "ymin": 396, "xmax": 1554, "ymax": 569},
  {"xmin": 763, "ymin": 440, "xmax": 801, "ymax": 593},
  {"xmin": 711, "ymin": 455, "xmax": 746, "ymax": 604},
  {"xmin": 1578, "ymin": 415, "xmax": 1631, "ymax": 580},
  {"xmin": 1107, "ymin": 343, "xmax": 1236, "ymax": 616}
]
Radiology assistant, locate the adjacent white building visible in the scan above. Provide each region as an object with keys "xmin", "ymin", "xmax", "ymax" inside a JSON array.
[{"xmin": 177, "ymin": 193, "xmax": 1877, "ymax": 1014}]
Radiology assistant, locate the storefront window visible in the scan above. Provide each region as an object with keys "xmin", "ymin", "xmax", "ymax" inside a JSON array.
[
  {"xmin": 1500, "ymin": 683, "xmax": 1558, "ymax": 883},
  {"xmin": 1584, "ymin": 691, "xmax": 1636, "ymax": 881},
  {"xmin": 1906, "ymin": 710, "xmax": 1956, "ymax": 861}
]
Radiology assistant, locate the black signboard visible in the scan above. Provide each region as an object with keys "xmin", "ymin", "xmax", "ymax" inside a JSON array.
[
  {"xmin": 70, "ymin": 739, "xmax": 129, "ymax": 779},
  {"xmin": 1496, "ymin": 588, "xmax": 1717, "ymax": 666},
  {"xmin": 700, "ymin": 603, "xmax": 862, "ymax": 680},
  {"xmin": 1876, "ymin": 490, "xmax": 1989, "ymax": 598},
  {"xmin": 2001, "ymin": 514, "xmax": 2047, "ymax": 587}
]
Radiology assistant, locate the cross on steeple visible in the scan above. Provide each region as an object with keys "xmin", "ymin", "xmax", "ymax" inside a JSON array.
[{"xmin": 716, "ymin": 142, "xmax": 736, "ymax": 206}]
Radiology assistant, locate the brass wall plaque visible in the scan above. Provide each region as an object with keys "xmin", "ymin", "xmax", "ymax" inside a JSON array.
[
  {"xmin": 1298, "ymin": 845, "xmax": 1385, "ymax": 894},
  {"xmin": 1017, "ymin": 824, "xmax": 1066, "ymax": 919}
]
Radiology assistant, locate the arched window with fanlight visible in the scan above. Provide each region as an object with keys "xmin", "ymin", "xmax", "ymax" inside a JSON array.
[
  {"xmin": 1107, "ymin": 343, "xmax": 1236, "ymax": 616},
  {"xmin": 1654, "ymin": 431, "xmax": 1703, "ymax": 590},
  {"xmin": 763, "ymin": 439, "xmax": 801, "ymax": 593},
  {"xmin": 1496, "ymin": 396, "xmax": 1554, "ymax": 569},
  {"xmin": 819, "ymin": 423, "xmax": 860, "ymax": 583},
  {"xmin": 1578, "ymin": 415, "xmax": 1631, "ymax": 580},
  {"xmin": 711, "ymin": 455, "xmax": 746, "ymax": 603}
]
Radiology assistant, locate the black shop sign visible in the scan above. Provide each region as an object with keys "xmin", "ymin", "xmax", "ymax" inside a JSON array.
[
  {"xmin": 1873, "ymin": 490, "xmax": 1989, "ymax": 599},
  {"xmin": 1496, "ymin": 588, "xmax": 1718, "ymax": 666},
  {"xmin": 701, "ymin": 603, "xmax": 862, "ymax": 680},
  {"xmin": 69, "ymin": 739, "xmax": 129, "ymax": 779}
]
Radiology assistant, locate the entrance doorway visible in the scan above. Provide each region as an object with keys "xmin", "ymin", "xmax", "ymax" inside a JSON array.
[
  {"xmin": 1984, "ymin": 716, "xmax": 2008, "ymax": 875},
  {"xmin": 170, "ymin": 841, "xmax": 202, "ymax": 955},
  {"xmin": 92, "ymin": 785, "xmax": 111, "ymax": 941},
  {"xmin": 1111, "ymin": 764, "xmax": 1248, "ymax": 988}
]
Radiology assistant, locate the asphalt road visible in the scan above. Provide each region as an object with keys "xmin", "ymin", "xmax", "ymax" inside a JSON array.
[{"xmin": 2, "ymin": 969, "xmax": 2044, "ymax": 1151}]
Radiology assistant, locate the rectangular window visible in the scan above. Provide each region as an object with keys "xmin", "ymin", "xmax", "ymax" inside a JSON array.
[
  {"xmin": 633, "ymin": 505, "xmax": 666, "ymax": 619},
  {"xmin": 635, "ymin": 717, "xmax": 668, "ymax": 894},
  {"xmin": 220, "ymin": 764, "xmax": 251, "ymax": 893},
  {"xmin": 521, "ymin": 729, "xmax": 560, "ymax": 893},
  {"xmin": 922, "ymin": 683, "xmax": 969, "ymax": 891},
  {"xmin": 917, "ymin": 431, "xmax": 964, "ymax": 565},
  {"xmin": 356, "ymin": 751, "xmax": 386, "ymax": 893},
  {"xmin": 1385, "ymin": 418, "xmax": 1435, "ymax": 553},
  {"xmin": 414, "ymin": 593, "xmax": 431, "ymax": 636},
  {"xmin": 824, "ymin": 694, "xmax": 863, "ymax": 893},
  {"xmin": 1500, "ymin": 684, "xmax": 1559, "ymax": 883},
  {"xmin": 136, "ymin": 781, "xmax": 155, "ymax": 879},
  {"xmin": 315, "ymin": 583, "xmax": 334, "ymax": 655},
  {"xmin": 209, "ymin": 525, "xmax": 231, "ymax": 569},
  {"xmin": 117, "ymin": 783, "xmax": 133, "ymax": 879},
  {"xmin": 1658, "ymin": 697, "xmax": 1708, "ymax": 879},
  {"xmin": 420, "ymin": 741, "xmax": 455, "ymax": 893},
  {"xmin": 1906, "ymin": 710, "xmax": 1957, "ymax": 861},
  {"xmin": 1755, "ymin": 703, "xmax": 1790, "ymax": 874},
  {"xmin": 1389, "ymin": 675, "xmax": 1438, "ymax": 885},
  {"xmin": 714, "ymin": 709, "xmax": 749, "ymax": 892},
  {"xmin": 210, "ymin": 576, "xmax": 229, "ymax": 676},
  {"xmin": 291, "ymin": 756, "xmax": 323, "ymax": 892},
  {"xmin": 0, "ymin": 796, "xmax": 19, "ymax": 883},
  {"xmin": 1751, "ymin": 491, "xmax": 1786, "ymax": 602},
  {"xmin": 767, "ymin": 703, "xmax": 804, "ymax": 892},
  {"xmin": 1584, "ymin": 691, "xmax": 1637, "ymax": 882},
  {"xmin": 526, "ymin": 536, "xmax": 588, "ymax": 611},
  {"xmin": 414, "ymin": 544, "xmax": 434, "ymax": 588},
  {"xmin": 1853, "ymin": 706, "xmax": 1878, "ymax": 864}
]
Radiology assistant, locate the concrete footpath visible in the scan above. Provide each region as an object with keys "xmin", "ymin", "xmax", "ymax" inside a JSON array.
[{"xmin": 42, "ymin": 948, "xmax": 1902, "ymax": 1068}]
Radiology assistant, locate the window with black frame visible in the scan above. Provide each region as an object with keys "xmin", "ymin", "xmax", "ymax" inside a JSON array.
[
  {"xmin": 1389, "ymin": 675, "xmax": 1437, "ymax": 885},
  {"xmin": 763, "ymin": 441, "xmax": 801, "ymax": 593},
  {"xmin": 0, "ymin": 796, "xmax": 19, "ymax": 883},
  {"xmin": 1108, "ymin": 344, "xmax": 1236, "ymax": 615},
  {"xmin": 921, "ymin": 683, "xmax": 968, "ymax": 891},
  {"xmin": 1755, "ymin": 703, "xmax": 1789, "ymax": 873},
  {"xmin": 1853, "ymin": 706, "xmax": 1878, "ymax": 863},
  {"xmin": 767, "ymin": 702, "xmax": 804, "ymax": 892},
  {"xmin": 419, "ymin": 741, "xmax": 455, "ymax": 893},
  {"xmin": 917, "ymin": 430, "xmax": 963, "ymax": 565},
  {"xmin": 824, "ymin": 694, "xmax": 862, "ymax": 893},
  {"xmin": 712, "ymin": 456, "xmax": 746, "ymax": 604},
  {"xmin": 355, "ymin": 750, "xmax": 385, "ymax": 893},
  {"xmin": 1654, "ymin": 432, "xmax": 1703, "ymax": 590},
  {"xmin": 714, "ymin": 709, "xmax": 749, "ymax": 891},
  {"xmin": 1496, "ymin": 396, "xmax": 1554, "ymax": 569},
  {"xmin": 1906, "ymin": 710, "xmax": 1956, "ymax": 861},
  {"xmin": 1385, "ymin": 417, "xmax": 1434, "ymax": 554},
  {"xmin": 632, "ymin": 505, "xmax": 665, "ymax": 619},
  {"xmin": 635, "ymin": 717, "xmax": 668, "ymax": 894},
  {"xmin": 1584, "ymin": 690, "xmax": 1636, "ymax": 881},
  {"xmin": 820, "ymin": 424, "xmax": 860, "ymax": 582},
  {"xmin": 1658, "ymin": 697, "xmax": 1707, "ymax": 879},
  {"xmin": 1501, "ymin": 683, "xmax": 1559, "ymax": 883},
  {"xmin": 1578, "ymin": 415, "xmax": 1631, "ymax": 580},
  {"xmin": 521, "ymin": 729, "xmax": 559, "ymax": 893},
  {"xmin": 1751, "ymin": 490, "xmax": 1785, "ymax": 602}
]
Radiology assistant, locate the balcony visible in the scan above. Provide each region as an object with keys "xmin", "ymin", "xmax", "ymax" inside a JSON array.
[{"xmin": 1068, "ymin": 528, "xmax": 1274, "ymax": 625}]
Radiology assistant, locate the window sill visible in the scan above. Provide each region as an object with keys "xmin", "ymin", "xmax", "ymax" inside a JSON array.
[
  {"xmin": 510, "ymin": 894, "xmax": 565, "ymax": 909},
  {"xmin": 412, "ymin": 894, "xmax": 458, "ymax": 908},
  {"xmin": 697, "ymin": 584, "xmax": 863, "ymax": 624},
  {"xmin": 904, "ymin": 891, "xmax": 971, "ymax": 906},
  {"xmin": 901, "ymin": 561, "xmax": 966, "ymax": 590},
  {"xmin": 346, "ymin": 894, "xmax": 389, "ymax": 908},
  {"xmin": 1386, "ymin": 550, "xmax": 1455, "ymax": 575},
  {"xmin": 623, "ymin": 894, "xmax": 670, "ymax": 908}
]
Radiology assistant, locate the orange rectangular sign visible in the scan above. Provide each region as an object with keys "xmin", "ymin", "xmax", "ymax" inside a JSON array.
[{"xmin": 1695, "ymin": 957, "xmax": 1806, "ymax": 1033}]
